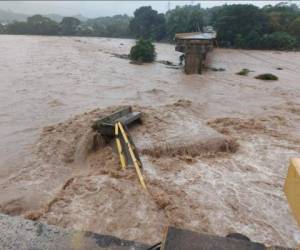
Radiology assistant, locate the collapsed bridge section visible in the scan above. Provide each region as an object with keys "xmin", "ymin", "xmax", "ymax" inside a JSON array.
[{"xmin": 175, "ymin": 29, "xmax": 216, "ymax": 74}]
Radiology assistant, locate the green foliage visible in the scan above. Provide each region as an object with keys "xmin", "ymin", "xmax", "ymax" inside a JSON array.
[
  {"xmin": 129, "ymin": 39, "xmax": 156, "ymax": 63},
  {"xmin": 263, "ymin": 3, "xmax": 300, "ymax": 32},
  {"xmin": 211, "ymin": 3, "xmax": 300, "ymax": 49},
  {"xmin": 129, "ymin": 6, "xmax": 166, "ymax": 41},
  {"xmin": 88, "ymin": 15, "xmax": 130, "ymax": 38},
  {"xmin": 6, "ymin": 15, "xmax": 60, "ymax": 35},
  {"xmin": 255, "ymin": 73, "xmax": 278, "ymax": 80},
  {"xmin": 0, "ymin": 23, "xmax": 4, "ymax": 34},
  {"xmin": 60, "ymin": 17, "xmax": 81, "ymax": 35},
  {"xmin": 241, "ymin": 31, "xmax": 262, "ymax": 49},
  {"xmin": 166, "ymin": 4, "xmax": 204, "ymax": 40},
  {"xmin": 289, "ymin": 17, "xmax": 300, "ymax": 42},
  {"xmin": 237, "ymin": 69, "xmax": 250, "ymax": 76},
  {"xmin": 6, "ymin": 21, "xmax": 30, "ymax": 34},
  {"xmin": 260, "ymin": 32, "xmax": 297, "ymax": 50},
  {"xmin": 76, "ymin": 24, "xmax": 94, "ymax": 36},
  {"xmin": 235, "ymin": 34, "xmax": 244, "ymax": 48},
  {"xmin": 212, "ymin": 4, "xmax": 270, "ymax": 46},
  {"xmin": 26, "ymin": 15, "xmax": 60, "ymax": 35},
  {"xmin": 1, "ymin": 3, "xmax": 300, "ymax": 50}
]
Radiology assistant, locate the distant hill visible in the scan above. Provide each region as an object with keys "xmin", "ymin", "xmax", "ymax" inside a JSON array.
[
  {"xmin": 0, "ymin": 9, "xmax": 88, "ymax": 23},
  {"xmin": 44, "ymin": 14, "xmax": 63, "ymax": 23},
  {"xmin": 0, "ymin": 9, "xmax": 28, "ymax": 23},
  {"xmin": 72, "ymin": 14, "xmax": 88, "ymax": 22},
  {"xmin": 44, "ymin": 13, "xmax": 88, "ymax": 23}
]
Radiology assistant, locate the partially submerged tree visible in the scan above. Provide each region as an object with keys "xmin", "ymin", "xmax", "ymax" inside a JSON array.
[
  {"xmin": 236, "ymin": 69, "xmax": 251, "ymax": 76},
  {"xmin": 255, "ymin": 73, "xmax": 278, "ymax": 80},
  {"xmin": 129, "ymin": 39, "xmax": 156, "ymax": 63}
]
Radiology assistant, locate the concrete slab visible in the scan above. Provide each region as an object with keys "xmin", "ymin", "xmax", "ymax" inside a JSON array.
[
  {"xmin": 0, "ymin": 213, "xmax": 149, "ymax": 250},
  {"xmin": 162, "ymin": 227, "xmax": 293, "ymax": 250}
]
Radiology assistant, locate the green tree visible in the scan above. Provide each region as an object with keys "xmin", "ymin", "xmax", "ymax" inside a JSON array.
[
  {"xmin": 89, "ymin": 15, "xmax": 131, "ymax": 38},
  {"xmin": 242, "ymin": 31, "xmax": 262, "ymax": 49},
  {"xmin": 0, "ymin": 23, "xmax": 4, "ymax": 34},
  {"xmin": 129, "ymin": 6, "xmax": 166, "ymax": 41},
  {"xmin": 60, "ymin": 17, "xmax": 81, "ymax": 36},
  {"xmin": 263, "ymin": 3, "xmax": 300, "ymax": 32},
  {"xmin": 212, "ymin": 4, "xmax": 270, "ymax": 46},
  {"xmin": 289, "ymin": 17, "xmax": 300, "ymax": 43},
  {"xmin": 26, "ymin": 15, "xmax": 59, "ymax": 35},
  {"xmin": 6, "ymin": 21, "xmax": 29, "ymax": 34},
  {"xmin": 234, "ymin": 34, "xmax": 245, "ymax": 48},
  {"xmin": 105, "ymin": 15, "xmax": 130, "ymax": 37},
  {"xmin": 203, "ymin": 6, "xmax": 222, "ymax": 26},
  {"xmin": 260, "ymin": 32, "xmax": 297, "ymax": 50},
  {"xmin": 166, "ymin": 4, "xmax": 204, "ymax": 40},
  {"xmin": 76, "ymin": 24, "xmax": 94, "ymax": 36},
  {"xmin": 129, "ymin": 39, "xmax": 156, "ymax": 63}
]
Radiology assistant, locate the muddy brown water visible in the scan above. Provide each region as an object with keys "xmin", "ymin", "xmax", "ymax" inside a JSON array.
[{"xmin": 1, "ymin": 35, "xmax": 300, "ymax": 247}]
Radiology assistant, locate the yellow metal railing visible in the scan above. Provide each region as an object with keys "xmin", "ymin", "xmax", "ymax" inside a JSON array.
[
  {"xmin": 114, "ymin": 123, "xmax": 126, "ymax": 170},
  {"xmin": 115, "ymin": 122, "xmax": 147, "ymax": 190}
]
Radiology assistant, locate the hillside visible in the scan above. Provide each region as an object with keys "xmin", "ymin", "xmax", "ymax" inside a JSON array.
[
  {"xmin": 0, "ymin": 9, "xmax": 88, "ymax": 23},
  {"xmin": 0, "ymin": 9, "xmax": 27, "ymax": 23}
]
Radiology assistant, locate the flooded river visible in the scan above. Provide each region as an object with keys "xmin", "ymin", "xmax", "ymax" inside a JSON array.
[{"xmin": 0, "ymin": 35, "xmax": 300, "ymax": 247}]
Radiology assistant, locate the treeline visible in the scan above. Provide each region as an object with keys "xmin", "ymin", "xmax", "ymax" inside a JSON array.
[
  {"xmin": 1, "ymin": 2, "xmax": 300, "ymax": 50},
  {"xmin": 0, "ymin": 14, "xmax": 131, "ymax": 37}
]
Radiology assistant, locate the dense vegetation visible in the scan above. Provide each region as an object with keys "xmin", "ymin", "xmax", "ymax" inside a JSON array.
[
  {"xmin": 129, "ymin": 6, "xmax": 166, "ymax": 41},
  {"xmin": 86, "ymin": 15, "xmax": 130, "ymax": 37},
  {"xmin": 129, "ymin": 39, "xmax": 156, "ymax": 63},
  {"xmin": 1, "ymin": 2, "xmax": 300, "ymax": 50}
]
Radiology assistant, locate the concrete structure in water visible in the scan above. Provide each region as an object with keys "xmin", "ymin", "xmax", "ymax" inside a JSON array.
[{"xmin": 175, "ymin": 29, "xmax": 216, "ymax": 74}]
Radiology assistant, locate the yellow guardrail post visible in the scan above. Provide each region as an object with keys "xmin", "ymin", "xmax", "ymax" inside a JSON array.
[
  {"xmin": 115, "ymin": 123, "xmax": 126, "ymax": 170},
  {"xmin": 118, "ymin": 122, "xmax": 147, "ymax": 190},
  {"xmin": 284, "ymin": 158, "xmax": 300, "ymax": 228}
]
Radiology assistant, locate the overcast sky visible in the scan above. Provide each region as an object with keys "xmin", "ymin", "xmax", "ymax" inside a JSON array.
[{"xmin": 0, "ymin": 1, "xmax": 297, "ymax": 18}]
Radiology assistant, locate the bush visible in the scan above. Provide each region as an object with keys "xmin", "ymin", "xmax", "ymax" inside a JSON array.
[
  {"xmin": 255, "ymin": 73, "xmax": 278, "ymax": 80},
  {"xmin": 129, "ymin": 39, "xmax": 156, "ymax": 63},
  {"xmin": 237, "ymin": 68, "xmax": 250, "ymax": 76}
]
